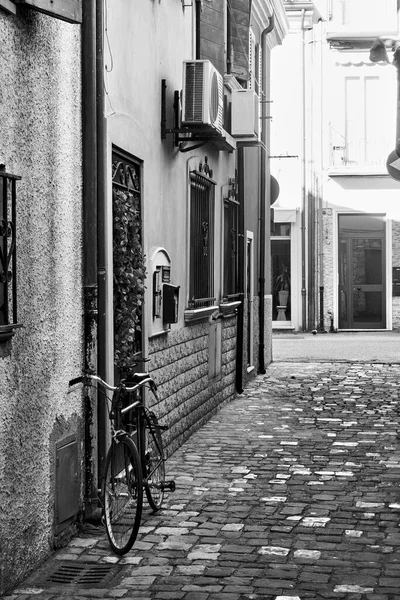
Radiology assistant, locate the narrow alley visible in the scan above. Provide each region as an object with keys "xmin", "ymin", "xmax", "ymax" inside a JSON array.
[{"xmin": 5, "ymin": 352, "xmax": 400, "ymax": 600}]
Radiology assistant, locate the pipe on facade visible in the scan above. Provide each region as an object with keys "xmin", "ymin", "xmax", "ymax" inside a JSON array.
[
  {"xmin": 96, "ymin": 0, "xmax": 108, "ymax": 491},
  {"xmin": 317, "ymin": 19, "xmax": 326, "ymax": 333},
  {"xmin": 235, "ymin": 146, "xmax": 245, "ymax": 394},
  {"xmin": 82, "ymin": 0, "xmax": 99, "ymax": 519},
  {"xmin": 300, "ymin": 9, "xmax": 307, "ymax": 331},
  {"xmin": 258, "ymin": 13, "xmax": 275, "ymax": 374}
]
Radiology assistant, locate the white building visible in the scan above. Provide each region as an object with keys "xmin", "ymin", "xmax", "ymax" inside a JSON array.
[{"xmin": 270, "ymin": 0, "xmax": 400, "ymax": 332}]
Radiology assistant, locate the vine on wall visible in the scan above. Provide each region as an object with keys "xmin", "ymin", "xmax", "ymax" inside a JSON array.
[{"xmin": 113, "ymin": 188, "xmax": 147, "ymax": 373}]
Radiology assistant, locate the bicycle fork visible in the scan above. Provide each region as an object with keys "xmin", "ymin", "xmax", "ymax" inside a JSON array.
[{"xmin": 143, "ymin": 418, "xmax": 176, "ymax": 493}]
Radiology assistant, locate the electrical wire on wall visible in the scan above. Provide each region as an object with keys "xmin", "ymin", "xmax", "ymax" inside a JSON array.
[{"xmin": 104, "ymin": 0, "xmax": 116, "ymax": 117}]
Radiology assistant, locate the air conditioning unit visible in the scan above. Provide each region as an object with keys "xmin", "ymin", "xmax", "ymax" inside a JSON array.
[
  {"xmin": 231, "ymin": 89, "xmax": 260, "ymax": 139},
  {"xmin": 181, "ymin": 60, "xmax": 224, "ymax": 134}
]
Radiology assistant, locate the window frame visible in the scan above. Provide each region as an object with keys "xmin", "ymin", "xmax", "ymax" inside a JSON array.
[
  {"xmin": 187, "ymin": 169, "xmax": 216, "ymax": 311},
  {"xmin": 0, "ymin": 169, "xmax": 22, "ymax": 343},
  {"xmin": 328, "ymin": 62, "xmax": 396, "ymax": 173}
]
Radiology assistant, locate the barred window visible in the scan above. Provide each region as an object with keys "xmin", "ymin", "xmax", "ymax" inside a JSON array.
[
  {"xmin": 0, "ymin": 168, "xmax": 21, "ymax": 342},
  {"xmin": 188, "ymin": 171, "xmax": 215, "ymax": 309},
  {"xmin": 223, "ymin": 196, "xmax": 239, "ymax": 299}
]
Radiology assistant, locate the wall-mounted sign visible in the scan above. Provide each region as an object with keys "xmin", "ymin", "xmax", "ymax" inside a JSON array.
[
  {"xmin": 386, "ymin": 150, "xmax": 400, "ymax": 182},
  {"xmin": 15, "ymin": 0, "xmax": 82, "ymax": 24}
]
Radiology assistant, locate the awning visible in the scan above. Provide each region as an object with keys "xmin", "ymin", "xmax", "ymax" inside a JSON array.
[
  {"xmin": 271, "ymin": 200, "xmax": 298, "ymax": 223},
  {"xmin": 270, "ymin": 157, "xmax": 301, "ymax": 223}
]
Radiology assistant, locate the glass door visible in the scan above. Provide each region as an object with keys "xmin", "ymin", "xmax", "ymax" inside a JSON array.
[
  {"xmin": 271, "ymin": 224, "xmax": 291, "ymax": 324},
  {"xmin": 338, "ymin": 214, "xmax": 386, "ymax": 329}
]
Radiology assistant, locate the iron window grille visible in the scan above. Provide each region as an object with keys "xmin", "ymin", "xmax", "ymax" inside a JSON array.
[
  {"xmin": 112, "ymin": 148, "xmax": 144, "ymax": 362},
  {"xmin": 0, "ymin": 168, "xmax": 21, "ymax": 342},
  {"xmin": 222, "ymin": 193, "xmax": 239, "ymax": 301},
  {"xmin": 188, "ymin": 170, "xmax": 216, "ymax": 309}
]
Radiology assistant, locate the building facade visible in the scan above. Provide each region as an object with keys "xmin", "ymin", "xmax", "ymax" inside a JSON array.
[
  {"xmin": 0, "ymin": 2, "xmax": 83, "ymax": 595},
  {"xmin": 271, "ymin": 0, "xmax": 400, "ymax": 333},
  {"xmin": 0, "ymin": 0, "xmax": 289, "ymax": 594},
  {"xmin": 98, "ymin": 0, "xmax": 288, "ymax": 474}
]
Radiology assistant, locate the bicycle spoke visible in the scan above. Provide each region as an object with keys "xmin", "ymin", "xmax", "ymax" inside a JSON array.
[
  {"xmin": 144, "ymin": 412, "xmax": 166, "ymax": 511},
  {"xmin": 103, "ymin": 437, "xmax": 143, "ymax": 554}
]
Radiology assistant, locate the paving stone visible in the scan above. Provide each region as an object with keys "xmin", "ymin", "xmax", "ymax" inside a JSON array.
[{"xmin": 8, "ymin": 361, "xmax": 400, "ymax": 600}]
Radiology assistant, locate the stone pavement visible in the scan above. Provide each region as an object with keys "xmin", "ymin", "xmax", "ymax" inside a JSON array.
[{"xmin": 4, "ymin": 361, "xmax": 400, "ymax": 600}]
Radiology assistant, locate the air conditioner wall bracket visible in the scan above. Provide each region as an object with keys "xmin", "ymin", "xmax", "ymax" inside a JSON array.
[{"xmin": 161, "ymin": 79, "xmax": 235, "ymax": 152}]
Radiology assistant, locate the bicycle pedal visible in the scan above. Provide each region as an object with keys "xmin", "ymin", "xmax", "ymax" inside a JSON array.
[
  {"xmin": 157, "ymin": 424, "xmax": 168, "ymax": 431},
  {"xmin": 160, "ymin": 480, "xmax": 176, "ymax": 492}
]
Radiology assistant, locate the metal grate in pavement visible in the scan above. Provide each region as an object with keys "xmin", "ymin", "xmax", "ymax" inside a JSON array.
[{"xmin": 35, "ymin": 562, "xmax": 122, "ymax": 588}]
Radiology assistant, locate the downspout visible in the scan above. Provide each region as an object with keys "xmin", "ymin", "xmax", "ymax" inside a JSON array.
[
  {"xmin": 301, "ymin": 9, "xmax": 307, "ymax": 331},
  {"xmin": 259, "ymin": 13, "xmax": 275, "ymax": 373},
  {"xmin": 82, "ymin": 0, "xmax": 99, "ymax": 519},
  {"xmin": 96, "ymin": 0, "xmax": 108, "ymax": 490},
  {"xmin": 318, "ymin": 19, "xmax": 326, "ymax": 333},
  {"xmin": 235, "ymin": 146, "xmax": 245, "ymax": 394}
]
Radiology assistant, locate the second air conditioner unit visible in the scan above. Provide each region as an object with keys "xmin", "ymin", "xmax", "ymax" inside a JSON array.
[
  {"xmin": 181, "ymin": 60, "xmax": 224, "ymax": 134},
  {"xmin": 231, "ymin": 89, "xmax": 260, "ymax": 139}
]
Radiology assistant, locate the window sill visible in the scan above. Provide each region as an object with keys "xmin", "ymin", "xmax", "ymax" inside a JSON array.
[
  {"xmin": 0, "ymin": 0, "xmax": 16, "ymax": 14},
  {"xmin": 219, "ymin": 300, "xmax": 241, "ymax": 318},
  {"xmin": 328, "ymin": 166, "xmax": 389, "ymax": 177},
  {"xmin": 326, "ymin": 28, "xmax": 398, "ymax": 41},
  {"xmin": 149, "ymin": 328, "xmax": 170, "ymax": 339},
  {"xmin": 184, "ymin": 306, "xmax": 219, "ymax": 324},
  {"xmin": 0, "ymin": 324, "xmax": 23, "ymax": 343}
]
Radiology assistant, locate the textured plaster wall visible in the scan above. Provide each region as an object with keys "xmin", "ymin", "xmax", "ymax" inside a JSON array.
[
  {"xmin": 0, "ymin": 9, "xmax": 83, "ymax": 594},
  {"xmin": 148, "ymin": 317, "xmax": 237, "ymax": 457}
]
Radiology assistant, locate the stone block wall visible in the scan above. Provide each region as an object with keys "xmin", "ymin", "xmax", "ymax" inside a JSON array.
[
  {"xmin": 321, "ymin": 208, "xmax": 335, "ymax": 331},
  {"xmin": 148, "ymin": 315, "xmax": 237, "ymax": 457}
]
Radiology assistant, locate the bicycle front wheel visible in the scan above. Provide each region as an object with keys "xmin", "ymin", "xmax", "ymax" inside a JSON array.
[
  {"xmin": 103, "ymin": 436, "xmax": 143, "ymax": 554},
  {"xmin": 145, "ymin": 411, "xmax": 165, "ymax": 511}
]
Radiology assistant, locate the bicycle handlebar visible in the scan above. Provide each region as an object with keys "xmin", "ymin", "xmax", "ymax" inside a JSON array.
[{"xmin": 68, "ymin": 372, "xmax": 156, "ymax": 394}]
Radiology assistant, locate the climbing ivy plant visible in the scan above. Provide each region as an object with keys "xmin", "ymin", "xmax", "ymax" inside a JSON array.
[{"xmin": 113, "ymin": 187, "xmax": 147, "ymax": 374}]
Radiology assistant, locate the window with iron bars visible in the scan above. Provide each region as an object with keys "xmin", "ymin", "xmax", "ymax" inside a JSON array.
[
  {"xmin": 223, "ymin": 196, "xmax": 239, "ymax": 300},
  {"xmin": 188, "ymin": 171, "xmax": 216, "ymax": 309},
  {"xmin": 0, "ymin": 168, "xmax": 21, "ymax": 342}
]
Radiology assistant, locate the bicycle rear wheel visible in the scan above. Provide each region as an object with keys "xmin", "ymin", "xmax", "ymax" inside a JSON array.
[
  {"xmin": 103, "ymin": 436, "xmax": 143, "ymax": 554},
  {"xmin": 144, "ymin": 411, "xmax": 165, "ymax": 511}
]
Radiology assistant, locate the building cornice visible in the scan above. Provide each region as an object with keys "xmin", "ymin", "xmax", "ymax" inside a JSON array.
[{"xmin": 252, "ymin": 0, "xmax": 289, "ymax": 47}]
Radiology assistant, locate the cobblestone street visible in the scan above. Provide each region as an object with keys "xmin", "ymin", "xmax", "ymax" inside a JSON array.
[{"xmin": 5, "ymin": 360, "xmax": 400, "ymax": 600}]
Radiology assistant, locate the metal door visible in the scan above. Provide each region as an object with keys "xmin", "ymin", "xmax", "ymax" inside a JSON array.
[{"xmin": 338, "ymin": 214, "xmax": 386, "ymax": 329}]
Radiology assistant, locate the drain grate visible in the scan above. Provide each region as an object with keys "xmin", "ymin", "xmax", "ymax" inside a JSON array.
[{"xmin": 38, "ymin": 562, "xmax": 121, "ymax": 588}]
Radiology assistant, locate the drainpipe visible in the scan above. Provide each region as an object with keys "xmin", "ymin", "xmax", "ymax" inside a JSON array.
[
  {"xmin": 82, "ymin": 0, "xmax": 99, "ymax": 519},
  {"xmin": 235, "ymin": 146, "xmax": 245, "ymax": 394},
  {"xmin": 259, "ymin": 13, "xmax": 275, "ymax": 373},
  {"xmin": 317, "ymin": 19, "xmax": 326, "ymax": 333},
  {"xmin": 300, "ymin": 9, "xmax": 307, "ymax": 331},
  {"xmin": 96, "ymin": 0, "xmax": 108, "ymax": 492}
]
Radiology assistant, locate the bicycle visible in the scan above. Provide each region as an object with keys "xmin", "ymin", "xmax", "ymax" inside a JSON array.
[{"xmin": 69, "ymin": 371, "xmax": 176, "ymax": 554}]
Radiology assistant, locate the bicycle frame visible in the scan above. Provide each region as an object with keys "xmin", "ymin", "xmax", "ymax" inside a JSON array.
[{"xmin": 119, "ymin": 385, "xmax": 165, "ymax": 487}]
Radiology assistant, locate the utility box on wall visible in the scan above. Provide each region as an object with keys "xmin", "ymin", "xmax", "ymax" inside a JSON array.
[
  {"xmin": 163, "ymin": 284, "xmax": 179, "ymax": 324},
  {"xmin": 150, "ymin": 247, "xmax": 180, "ymax": 334},
  {"xmin": 55, "ymin": 434, "xmax": 79, "ymax": 532}
]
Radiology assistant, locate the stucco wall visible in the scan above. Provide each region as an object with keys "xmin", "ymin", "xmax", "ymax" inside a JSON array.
[{"xmin": 0, "ymin": 9, "xmax": 83, "ymax": 594}]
